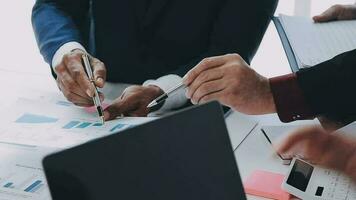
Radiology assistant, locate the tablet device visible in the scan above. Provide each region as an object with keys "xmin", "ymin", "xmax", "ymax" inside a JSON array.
[{"xmin": 43, "ymin": 102, "xmax": 247, "ymax": 200}]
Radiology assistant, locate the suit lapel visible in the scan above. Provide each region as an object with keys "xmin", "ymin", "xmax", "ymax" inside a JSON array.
[{"xmin": 142, "ymin": 0, "xmax": 170, "ymax": 28}]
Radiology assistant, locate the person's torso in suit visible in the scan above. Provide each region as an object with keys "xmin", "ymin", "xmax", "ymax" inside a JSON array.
[
  {"xmin": 93, "ymin": 0, "xmax": 221, "ymax": 82},
  {"xmin": 90, "ymin": 0, "xmax": 277, "ymax": 83},
  {"xmin": 32, "ymin": 0, "xmax": 278, "ymax": 84}
]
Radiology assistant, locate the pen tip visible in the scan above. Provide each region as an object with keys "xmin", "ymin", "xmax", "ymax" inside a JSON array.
[
  {"xmin": 147, "ymin": 102, "xmax": 155, "ymax": 108},
  {"xmin": 101, "ymin": 116, "xmax": 105, "ymax": 125}
]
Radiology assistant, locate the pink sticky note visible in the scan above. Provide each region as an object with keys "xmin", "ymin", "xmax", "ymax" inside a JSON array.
[
  {"xmin": 244, "ymin": 170, "xmax": 292, "ymax": 200},
  {"xmin": 84, "ymin": 103, "xmax": 110, "ymax": 114}
]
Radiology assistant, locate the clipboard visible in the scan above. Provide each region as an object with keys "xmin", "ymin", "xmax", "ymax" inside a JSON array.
[{"xmin": 273, "ymin": 17, "xmax": 300, "ymax": 73}]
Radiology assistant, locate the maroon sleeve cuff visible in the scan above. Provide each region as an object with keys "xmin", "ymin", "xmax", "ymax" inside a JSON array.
[{"xmin": 269, "ymin": 73, "xmax": 315, "ymax": 123}]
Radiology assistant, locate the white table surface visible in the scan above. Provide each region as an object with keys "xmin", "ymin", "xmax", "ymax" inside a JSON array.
[
  {"xmin": 1, "ymin": 67, "xmax": 320, "ymax": 200},
  {"xmin": 0, "ymin": 22, "xmax": 311, "ymax": 199},
  {"xmin": 228, "ymin": 111, "xmax": 319, "ymax": 200}
]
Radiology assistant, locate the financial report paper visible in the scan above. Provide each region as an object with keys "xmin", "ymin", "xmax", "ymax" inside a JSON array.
[
  {"xmin": 0, "ymin": 98, "xmax": 155, "ymax": 148},
  {"xmin": 0, "ymin": 143, "xmax": 57, "ymax": 200}
]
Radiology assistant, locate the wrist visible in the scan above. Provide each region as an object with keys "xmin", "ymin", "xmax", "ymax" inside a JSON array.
[
  {"xmin": 260, "ymin": 78, "xmax": 277, "ymax": 114},
  {"xmin": 52, "ymin": 42, "xmax": 86, "ymax": 67}
]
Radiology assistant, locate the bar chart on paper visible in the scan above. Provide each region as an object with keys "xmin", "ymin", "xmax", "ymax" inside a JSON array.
[
  {"xmin": 14, "ymin": 112, "xmax": 132, "ymax": 133},
  {"xmin": 15, "ymin": 113, "xmax": 58, "ymax": 124},
  {"xmin": 62, "ymin": 120, "xmax": 133, "ymax": 132},
  {"xmin": 0, "ymin": 163, "xmax": 49, "ymax": 200},
  {"xmin": 0, "ymin": 98, "xmax": 154, "ymax": 148},
  {"xmin": 0, "ymin": 112, "xmax": 138, "ymax": 148}
]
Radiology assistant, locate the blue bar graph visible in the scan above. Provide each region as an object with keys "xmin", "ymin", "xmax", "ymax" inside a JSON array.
[
  {"xmin": 76, "ymin": 122, "xmax": 92, "ymax": 128},
  {"xmin": 24, "ymin": 180, "xmax": 42, "ymax": 192},
  {"xmin": 15, "ymin": 113, "xmax": 58, "ymax": 124},
  {"xmin": 28, "ymin": 183, "xmax": 43, "ymax": 193},
  {"xmin": 56, "ymin": 101, "xmax": 72, "ymax": 107},
  {"xmin": 110, "ymin": 124, "xmax": 126, "ymax": 132},
  {"xmin": 92, "ymin": 123, "xmax": 103, "ymax": 127},
  {"xmin": 62, "ymin": 121, "xmax": 81, "ymax": 129},
  {"xmin": 3, "ymin": 182, "xmax": 12, "ymax": 188}
]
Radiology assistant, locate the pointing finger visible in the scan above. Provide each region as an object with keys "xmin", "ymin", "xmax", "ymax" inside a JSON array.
[
  {"xmin": 64, "ymin": 53, "xmax": 95, "ymax": 97},
  {"xmin": 183, "ymin": 55, "xmax": 228, "ymax": 86}
]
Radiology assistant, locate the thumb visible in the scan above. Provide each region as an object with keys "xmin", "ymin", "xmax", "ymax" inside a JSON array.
[
  {"xmin": 91, "ymin": 57, "xmax": 107, "ymax": 88},
  {"xmin": 313, "ymin": 5, "xmax": 342, "ymax": 22}
]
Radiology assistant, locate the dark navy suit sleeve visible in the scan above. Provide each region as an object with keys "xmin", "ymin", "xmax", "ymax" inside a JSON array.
[
  {"xmin": 32, "ymin": 0, "xmax": 90, "ymax": 65},
  {"xmin": 296, "ymin": 49, "xmax": 356, "ymax": 121},
  {"xmin": 171, "ymin": 0, "xmax": 278, "ymax": 76}
]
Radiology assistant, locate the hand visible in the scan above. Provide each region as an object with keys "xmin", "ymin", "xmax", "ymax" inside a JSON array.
[
  {"xmin": 103, "ymin": 85, "xmax": 164, "ymax": 120},
  {"xmin": 313, "ymin": 4, "xmax": 356, "ymax": 22},
  {"xmin": 276, "ymin": 126, "xmax": 356, "ymax": 180},
  {"xmin": 183, "ymin": 54, "xmax": 276, "ymax": 115},
  {"xmin": 54, "ymin": 49, "xmax": 106, "ymax": 107}
]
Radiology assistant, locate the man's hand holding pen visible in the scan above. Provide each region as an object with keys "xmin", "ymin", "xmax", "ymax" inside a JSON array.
[
  {"xmin": 54, "ymin": 49, "xmax": 106, "ymax": 107},
  {"xmin": 54, "ymin": 49, "xmax": 165, "ymax": 121}
]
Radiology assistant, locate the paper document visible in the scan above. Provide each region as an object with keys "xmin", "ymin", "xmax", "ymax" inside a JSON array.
[
  {"xmin": 0, "ymin": 143, "xmax": 58, "ymax": 200},
  {"xmin": 279, "ymin": 14, "xmax": 356, "ymax": 68},
  {"xmin": 261, "ymin": 125, "xmax": 304, "ymax": 145},
  {"xmin": 0, "ymin": 98, "xmax": 155, "ymax": 148},
  {"xmin": 336, "ymin": 122, "xmax": 356, "ymax": 137},
  {"xmin": 0, "ymin": 162, "xmax": 49, "ymax": 200},
  {"xmin": 262, "ymin": 123, "xmax": 356, "ymax": 147},
  {"xmin": 225, "ymin": 111, "xmax": 258, "ymax": 150}
]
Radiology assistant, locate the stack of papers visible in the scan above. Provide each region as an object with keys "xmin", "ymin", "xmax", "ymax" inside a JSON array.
[
  {"xmin": 0, "ymin": 94, "xmax": 155, "ymax": 200},
  {"xmin": 279, "ymin": 14, "xmax": 356, "ymax": 68}
]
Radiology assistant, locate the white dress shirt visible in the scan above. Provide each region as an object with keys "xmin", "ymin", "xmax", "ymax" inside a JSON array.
[{"xmin": 52, "ymin": 41, "xmax": 188, "ymax": 111}]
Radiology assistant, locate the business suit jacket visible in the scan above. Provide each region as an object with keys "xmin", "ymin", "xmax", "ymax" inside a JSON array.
[
  {"xmin": 296, "ymin": 49, "xmax": 356, "ymax": 121},
  {"xmin": 32, "ymin": 0, "xmax": 278, "ymax": 84}
]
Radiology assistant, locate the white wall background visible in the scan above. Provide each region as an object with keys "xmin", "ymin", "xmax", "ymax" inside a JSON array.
[{"xmin": 0, "ymin": 0, "xmax": 355, "ymax": 78}]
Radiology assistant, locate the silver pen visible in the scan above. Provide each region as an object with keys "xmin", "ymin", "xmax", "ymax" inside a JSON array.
[
  {"xmin": 82, "ymin": 54, "xmax": 105, "ymax": 124},
  {"xmin": 147, "ymin": 82, "xmax": 186, "ymax": 108}
]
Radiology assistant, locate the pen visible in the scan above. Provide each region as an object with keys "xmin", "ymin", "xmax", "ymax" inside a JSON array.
[
  {"xmin": 82, "ymin": 54, "xmax": 105, "ymax": 124},
  {"xmin": 261, "ymin": 128, "xmax": 291, "ymax": 165},
  {"xmin": 147, "ymin": 82, "xmax": 186, "ymax": 108}
]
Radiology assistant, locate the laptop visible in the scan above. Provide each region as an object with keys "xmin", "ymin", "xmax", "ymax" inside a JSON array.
[{"xmin": 42, "ymin": 101, "xmax": 246, "ymax": 200}]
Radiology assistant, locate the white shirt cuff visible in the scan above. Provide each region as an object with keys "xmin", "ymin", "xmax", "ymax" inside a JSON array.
[
  {"xmin": 143, "ymin": 74, "xmax": 188, "ymax": 111},
  {"xmin": 52, "ymin": 42, "xmax": 86, "ymax": 68}
]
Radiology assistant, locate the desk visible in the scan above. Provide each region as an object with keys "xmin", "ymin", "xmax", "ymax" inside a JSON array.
[
  {"xmin": 226, "ymin": 112, "xmax": 319, "ymax": 200},
  {"xmin": 0, "ymin": 67, "xmax": 319, "ymax": 200},
  {"xmin": 0, "ymin": 22, "xmax": 308, "ymax": 200}
]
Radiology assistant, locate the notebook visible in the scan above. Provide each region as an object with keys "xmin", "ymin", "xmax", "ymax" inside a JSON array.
[{"xmin": 276, "ymin": 14, "xmax": 356, "ymax": 69}]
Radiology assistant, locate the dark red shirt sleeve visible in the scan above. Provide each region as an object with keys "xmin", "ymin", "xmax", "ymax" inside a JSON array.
[{"xmin": 269, "ymin": 73, "xmax": 315, "ymax": 123}]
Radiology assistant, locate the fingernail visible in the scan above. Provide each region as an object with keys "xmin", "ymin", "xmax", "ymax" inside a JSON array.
[
  {"xmin": 185, "ymin": 90, "xmax": 190, "ymax": 98},
  {"xmin": 295, "ymin": 154, "xmax": 305, "ymax": 159},
  {"xmin": 182, "ymin": 74, "xmax": 187, "ymax": 81},
  {"xmin": 281, "ymin": 153, "xmax": 292, "ymax": 159},
  {"xmin": 97, "ymin": 78, "xmax": 104, "ymax": 86},
  {"xmin": 86, "ymin": 89, "xmax": 93, "ymax": 97},
  {"xmin": 104, "ymin": 111, "xmax": 110, "ymax": 120}
]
